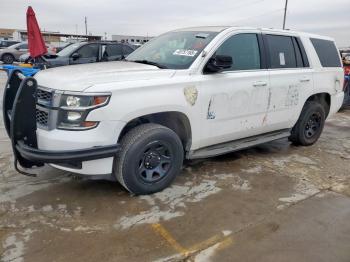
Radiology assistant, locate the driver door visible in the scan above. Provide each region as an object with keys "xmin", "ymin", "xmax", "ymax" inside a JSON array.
[{"xmin": 198, "ymin": 32, "xmax": 271, "ymax": 147}]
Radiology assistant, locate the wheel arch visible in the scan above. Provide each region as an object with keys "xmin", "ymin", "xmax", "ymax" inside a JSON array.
[
  {"xmin": 305, "ymin": 92, "xmax": 331, "ymax": 118},
  {"xmin": 118, "ymin": 111, "xmax": 192, "ymax": 152}
]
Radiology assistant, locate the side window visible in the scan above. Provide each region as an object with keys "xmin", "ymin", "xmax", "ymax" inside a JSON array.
[
  {"xmin": 106, "ymin": 44, "xmax": 123, "ymax": 57},
  {"xmin": 215, "ymin": 33, "xmax": 261, "ymax": 71},
  {"xmin": 19, "ymin": 43, "xmax": 28, "ymax": 49},
  {"xmin": 265, "ymin": 35, "xmax": 297, "ymax": 69},
  {"xmin": 100, "ymin": 44, "xmax": 123, "ymax": 61},
  {"xmin": 310, "ymin": 38, "xmax": 342, "ymax": 67},
  {"xmin": 76, "ymin": 44, "xmax": 99, "ymax": 59},
  {"xmin": 122, "ymin": 45, "xmax": 134, "ymax": 56}
]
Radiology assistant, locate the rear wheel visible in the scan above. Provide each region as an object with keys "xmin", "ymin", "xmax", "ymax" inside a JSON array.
[
  {"xmin": 289, "ymin": 101, "xmax": 326, "ymax": 146},
  {"xmin": 2, "ymin": 54, "xmax": 15, "ymax": 64},
  {"xmin": 114, "ymin": 123, "xmax": 184, "ymax": 195}
]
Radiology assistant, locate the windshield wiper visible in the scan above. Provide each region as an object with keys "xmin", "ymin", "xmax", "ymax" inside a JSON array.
[{"xmin": 129, "ymin": 59, "xmax": 167, "ymax": 69}]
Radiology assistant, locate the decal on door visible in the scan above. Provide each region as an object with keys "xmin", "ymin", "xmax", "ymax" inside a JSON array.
[
  {"xmin": 285, "ymin": 85, "xmax": 299, "ymax": 107},
  {"xmin": 207, "ymin": 88, "xmax": 269, "ymax": 120}
]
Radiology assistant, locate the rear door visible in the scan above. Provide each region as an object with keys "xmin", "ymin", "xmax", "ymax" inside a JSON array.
[
  {"xmin": 263, "ymin": 33, "xmax": 313, "ymax": 130},
  {"xmin": 101, "ymin": 44, "xmax": 124, "ymax": 61}
]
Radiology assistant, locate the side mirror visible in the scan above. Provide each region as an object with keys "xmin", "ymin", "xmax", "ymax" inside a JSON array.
[
  {"xmin": 205, "ymin": 55, "xmax": 233, "ymax": 73},
  {"xmin": 15, "ymin": 47, "xmax": 20, "ymax": 50},
  {"xmin": 71, "ymin": 52, "xmax": 81, "ymax": 60}
]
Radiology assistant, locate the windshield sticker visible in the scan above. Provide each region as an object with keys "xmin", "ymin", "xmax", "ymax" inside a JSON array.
[
  {"xmin": 195, "ymin": 33, "xmax": 210, "ymax": 39},
  {"xmin": 279, "ymin": 52, "xmax": 286, "ymax": 66},
  {"xmin": 173, "ymin": 49, "xmax": 198, "ymax": 57}
]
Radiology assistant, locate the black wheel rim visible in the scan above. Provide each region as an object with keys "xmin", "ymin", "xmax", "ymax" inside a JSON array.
[
  {"xmin": 137, "ymin": 141, "xmax": 173, "ymax": 183},
  {"xmin": 304, "ymin": 112, "xmax": 322, "ymax": 138},
  {"xmin": 3, "ymin": 55, "xmax": 12, "ymax": 64}
]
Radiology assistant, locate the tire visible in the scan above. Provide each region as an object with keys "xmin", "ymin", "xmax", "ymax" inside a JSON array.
[
  {"xmin": 2, "ymin": 54, "xmax": 15, "ymax": 64},
  {"xmin": 289, "ymin": 101, "xmax": 326, "ymax": 146},
  {"xmin": 114, "ymin": 123, "xmax": 184, "ymax": 195}
]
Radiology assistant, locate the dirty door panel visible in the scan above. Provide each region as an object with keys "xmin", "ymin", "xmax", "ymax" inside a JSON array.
[
  {"xmin": 199, "ymin": 71, "xmax": 270, "ymax": 147},
  {"xmin": 263, "ymin": 34, "xmax": 313, "ymax": 129}
]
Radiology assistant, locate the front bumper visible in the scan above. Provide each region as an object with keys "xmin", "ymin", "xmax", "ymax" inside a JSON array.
[
  {"xmin": 16, "ymin": 140, "xmax": 120, "ymax": 165},
  {"xmin": 2, "ymin": 70, "xmax": 120, "ymax": 174}
]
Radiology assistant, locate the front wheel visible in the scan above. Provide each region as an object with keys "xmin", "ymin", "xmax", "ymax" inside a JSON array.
[
  {"xmin": 289, "ymin": 101, "xmax": 326, "ymax": 146},
  {"xmin": 114, "ymin": 123, "xmax": 184, "ymax": 195}
]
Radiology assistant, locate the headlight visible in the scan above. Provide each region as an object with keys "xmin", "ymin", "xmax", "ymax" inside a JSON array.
[
  {"xmin": 57, "ymin": 93, "xmax": 110, "ymax": 130},
  {"xmin": 62, "ymin": 94, "xmax": 109, "ymax": 109}
]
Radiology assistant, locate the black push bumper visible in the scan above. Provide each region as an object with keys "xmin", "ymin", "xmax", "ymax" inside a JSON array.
[{"xmin": 2, "ymin": 70, "xmax": 120, "ymax": 173}]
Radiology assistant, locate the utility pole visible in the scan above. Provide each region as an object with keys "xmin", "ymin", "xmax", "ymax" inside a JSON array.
[
  {"xmin": 84, "ymin": 17, "xmax": 88, "ymax": 35},
  {"xmin": 283, "ymin": 0, "xmax": 289, "ymax": 30}
]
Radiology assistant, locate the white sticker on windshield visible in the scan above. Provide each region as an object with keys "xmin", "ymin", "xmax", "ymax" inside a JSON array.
[
  {"xmin": 173, "ymin": 49, "xmax": 198, "ymax": 57},
  {"xmin": 279, "ymin": 52, "xmax": 286, "ymax": 66}
]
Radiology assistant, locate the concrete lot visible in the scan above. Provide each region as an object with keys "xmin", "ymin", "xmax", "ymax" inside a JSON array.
[{"xmin": 0, "ymin": 70, "xmax": 350, "ymax": 262}]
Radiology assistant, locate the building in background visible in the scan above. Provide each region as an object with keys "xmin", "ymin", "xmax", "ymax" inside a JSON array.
[
  {"xmin": 0, "ymin": 28, "xmax": 102, "ymax": 43},
  {"xmin": 13, "ymin": 30, "xmax": 102, "ymax": 43},
  {"xmin": 111, "ymin": 34, "xmax": 153, "ymax": 45},
  {"xmin": 0, "ymin": 28, "xmax": 16, "ymax": 40}
]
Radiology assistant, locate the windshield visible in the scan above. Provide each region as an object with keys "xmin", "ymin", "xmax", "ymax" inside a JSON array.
[
  {"xmin": 126, "ymin": 31, "xmax": 218, "ymax": 69},
  {"xmin": 57, "ymin": 43, "xmax": 82, "ymax": 57}
]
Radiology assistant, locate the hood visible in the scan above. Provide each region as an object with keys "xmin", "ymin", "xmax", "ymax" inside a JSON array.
[{"xmin": 34, "ymin": 61, "xmax": 176, "ymax": 92}]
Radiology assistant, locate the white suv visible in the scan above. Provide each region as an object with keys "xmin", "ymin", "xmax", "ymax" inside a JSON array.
[{"xmin": 3, "ymin": 26, "xmax": 344, "ymax": 194}]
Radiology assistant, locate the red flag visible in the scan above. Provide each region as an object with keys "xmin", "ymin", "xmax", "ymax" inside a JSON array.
[{"xmin": 26, "ymin": 6, "xmax": 47, "ymax": 58}]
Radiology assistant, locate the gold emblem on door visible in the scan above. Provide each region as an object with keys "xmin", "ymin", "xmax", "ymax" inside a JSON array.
[{"xmin": 184, "ymin": 86, "xmax": 198, "ymax": 106}]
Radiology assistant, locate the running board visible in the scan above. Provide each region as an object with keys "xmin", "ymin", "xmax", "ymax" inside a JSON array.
[{"xmin": 188, "ymin": 129, "xmax": 291, "ymax": 159}]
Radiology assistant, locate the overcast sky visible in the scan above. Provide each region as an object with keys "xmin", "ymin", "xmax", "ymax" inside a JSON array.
[{"xmin": 1, "ymin": 0, "xmax": 349, "ymax": 46}]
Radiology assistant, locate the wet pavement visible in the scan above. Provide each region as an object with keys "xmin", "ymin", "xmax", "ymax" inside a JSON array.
[{"xmin": 0, "ymin": 71, "xmax": 349, "ymax": 262}]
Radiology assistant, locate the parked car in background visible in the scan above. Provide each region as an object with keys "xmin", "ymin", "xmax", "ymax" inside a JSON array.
[
  {"xmin": 34, "ymin": 41, "xmax": 135, "ymax": 68},
  {"xmin": 3, "ymin": 27, "xmax": 344, "ymax": 195},
  {"xmin": 19, "ymin": 44, "xmax": 57, "ymax": 63},
  {"xmin": 0, "ymin": 42, "xmax": 56, "ymax": 64},
  {"xmin": 54, "ymin": 42, "xmax": 73, "ymax": 53},
  {"xmin": 0, "ymin": 42, "xmax": 28, "ymax": 64},
  {"xmin": 0, "ymin": 40, "xmax": 20, "ymax": 49}
]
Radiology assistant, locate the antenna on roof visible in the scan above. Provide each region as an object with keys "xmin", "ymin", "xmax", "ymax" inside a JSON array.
[{"xmin": 283, "ymin": 0, "xmax": 289, "ymax": 30}]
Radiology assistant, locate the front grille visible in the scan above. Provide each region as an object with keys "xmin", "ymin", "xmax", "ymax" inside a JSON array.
[
  {"xmin": 36, "ymin": 109, "xmax": 49, "ymax": 127},
  {"xmin": 36, "ymin": 88, "xmax": 52, "ymax": 105}
]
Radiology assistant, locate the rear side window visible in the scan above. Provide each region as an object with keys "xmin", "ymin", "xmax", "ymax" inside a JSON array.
[
  {"xmin": 265, "ymin": 35, "xmax": 297, "ymax": 69},
  {"xmin": 122, "ymin": 45, "xmax": 134, "ymax": 55},
  {"xmin": 106, "ymin": 44, "xmax": 123, "ymax": 56},
  {"xmin": 310, "ymin": 38, "xmax": 342, "ymax": 67}
]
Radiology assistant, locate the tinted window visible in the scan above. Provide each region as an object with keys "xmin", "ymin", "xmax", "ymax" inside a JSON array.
[
  {"xmin": 122, "ymin": 45, "xmax": 134, "ymax": 55},
  {"xmin": 265, "ymin": 35, "xmax": 296, "ymax": 69},
  {"xmin": 18, "ymin": 43, "xmax": 28, "ymax": 49},
  {"xmin": 101, "ymin": 44, "xmax": 123, "ymax": 61},
  {"xmin": 215, "ymin": 33, "xmax": 261, "ymax": 71},
  {"xmin": 106, "ymin": 44, "xmax": 122, "ymax": 56},
  {"xmin": 311, "ymin": 38, "xmax": 342, "ymax": 67},
  {"xmin": 77, "ymin": 44, "xmax": 99, "ymax": 59}
]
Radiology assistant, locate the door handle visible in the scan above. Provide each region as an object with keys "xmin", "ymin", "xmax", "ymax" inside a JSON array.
[
  {"xmin": 299, "ymin": 77, "xmax": 311, "ymax": 83},
  {"xmin": 253, "ymin": 81, "xmax": 267, "ymax": 87}
]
